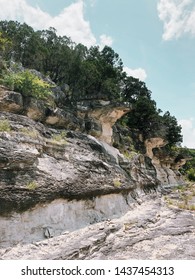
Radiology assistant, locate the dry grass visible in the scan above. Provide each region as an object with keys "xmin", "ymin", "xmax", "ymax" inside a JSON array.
[
  {"xmin": 165, "ymin": 183, "xmax": 195, "ymax": 211},
  {"xmin": 19, "ymin": 127, "xmax": 39, "ymax": 138}
]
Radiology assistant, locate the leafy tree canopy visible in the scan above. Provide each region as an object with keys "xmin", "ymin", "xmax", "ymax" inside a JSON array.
[{"xmin": 0, "ymin": 20, "xmax": 183, "ymax": 149}]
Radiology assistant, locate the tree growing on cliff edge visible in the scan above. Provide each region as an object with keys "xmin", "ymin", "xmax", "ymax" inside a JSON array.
[
  {"xmin": 0, "ymin": 20, "xmax": 183, "ymax": 150},
  {"xmin": 162, "ymin": 111, "xmax": 182, "ymax": 147},
  {"xmin": 121, "ymin": 75, "xmax": 152, "ymax": 102},
  {"xmin": 123, "ymin": 96, "xmax": 162, "ymax": 138}
]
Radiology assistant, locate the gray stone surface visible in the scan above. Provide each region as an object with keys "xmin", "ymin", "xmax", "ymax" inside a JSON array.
[
  {"xmin": 0, "ymin": 111, "xmax": 162, "ymax": 216},
  {"xmin": 0, "ymin": 193, "xmax": 137, "ymax": 247},
  {"xmin": 0, "ymin": 192, "xmax": 194, "ymax": 260}
]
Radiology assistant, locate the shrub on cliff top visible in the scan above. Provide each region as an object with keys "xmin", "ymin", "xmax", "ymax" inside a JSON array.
[
  {"xmin": 1, "ymin": 70, "xmax": 52, "ymax": 100},
  {"xmin": 187, "ymin": 168, "xmax": 195, "ymax": 181}
]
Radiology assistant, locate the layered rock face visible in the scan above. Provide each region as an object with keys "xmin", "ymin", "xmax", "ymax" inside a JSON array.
[
  {"xmin": 0, "ymin": 85, "xmax": 191, "ymax": 258},
  {"xmin": 0, "ymin": 109, "xmax": 157, "ymax": 247}
]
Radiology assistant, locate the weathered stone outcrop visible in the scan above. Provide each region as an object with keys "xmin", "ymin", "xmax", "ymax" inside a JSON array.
[
  {"xmin": 0, "ymin": 85, "xmax": 131, "ymax": 145},
  {"xmin": 77, "ymin": 100, "xmax": 131, "ymax": 144},
  {"xmin": 145, "ymin": 137, "xmax": 167, "ymax": 159},
  {"xmin": 144, "ymin": 137, "xmax": 185, "ymax": 187}
]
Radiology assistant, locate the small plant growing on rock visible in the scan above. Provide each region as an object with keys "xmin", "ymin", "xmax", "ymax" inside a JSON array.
[
  {"xmin": 123, "ymin": 150, "xmax": 137, "ymax": 160},
  {"xmin": 123, "ymin": 222, "xmax": 135, "ymax": 231},
  {"xmin": 51, "ymin": 131, "xmax": 67, "ymax": 145},
  {"xmin": 167, "ymin": 198, "xmax": 173, "ymax": 205},
  {"xmin": 177, "ymin": 203, "xmax": 195, "ymax": 211},
  {"xmin": 177, "ymin": 203, "xmax": 186, "ymax": 209},
  {"xmin": 26, "ymin": 181, "xmax": 38, "ymax": 190},
  {"xmin": 19, "ymin": 127, "xmax": 39, "ymax": 138},
  {"xmin": 0, "ymin": 119, "xmax": 11, "ymax": 132},
  {"xmin": 113, "ymin": 178, "xmax": 122, "ymax": 188},
  {"xmin": 188, "ymin": 205, "xmax": 195, "ymax": 211},
  {"xmin": 175, "ymin": 185, "xmax": 186, "ymax": 191}
]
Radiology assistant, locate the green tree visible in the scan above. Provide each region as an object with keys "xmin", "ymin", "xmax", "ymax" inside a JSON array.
[
  {"xmin": 99, "ymin": 46, "xmax": 123, "ymax": 99},
  {"xmin": 0, "ymin": 20, "xmax": 34, "ymax": 62},
  {"xmin": 162, "ymin": 111, "xmax": 182, "ymax": 146},
  {"xmin": 121, "ymin": 74, "xmax": 151, "ymax": 103},
  {"xmin": 76, "ymin": 45, "xmax": 124, "ymax": 101},
  {"xmin": 0, "ymin": 31, "xmax": 12, "ymax": 58},
  {"xmin": 0, "ymin": 20, "xmax": 184, "ymax": 152},
  {"xmin": 124, "ymin": 96, "xmax": 162, "ymax": 139}
]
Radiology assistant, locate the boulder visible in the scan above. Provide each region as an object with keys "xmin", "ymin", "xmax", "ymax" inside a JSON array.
[{"xmin": 0, "ymin": 86, "xmax": 23, "ymax": 113}]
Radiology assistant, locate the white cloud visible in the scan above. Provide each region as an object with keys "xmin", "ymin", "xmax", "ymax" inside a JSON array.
[
  {"xmin": 0, "ymin": 0, "xmax": 111, "ymax": 48},
  {"xmin": 123, "ymin": 66, "xmax": 147, "ymax": 81},
  {"xmin": 179, "ymin": 118, "xmax": 195, "ymax": 148},
  {"xmin": 157, "ymin": 0, "xmax": 195, "ymax": 40},
  {"xmin": 0, "ymin": 0, "xmax": 52, "ymax": 30},
  {"xmin": 99, "ymin": 34, "xmax": 113, "ymax": 49}
]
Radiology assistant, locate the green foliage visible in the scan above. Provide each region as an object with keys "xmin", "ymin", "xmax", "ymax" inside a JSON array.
[
  {"xmin": 1, "ymin": 72, "xmax": 15, "ymax": 90},
  {"xmin": 120, "ymin": 81, "xmax": 182, "ymax": 149},
  {"xmin": 0, "ymin": 20, "xmax": 124, "ymax": 101},
  {"xmin": 1, "ymin": 70, "xmax": 52, "ymax": 99},
  {"xmin": 162, "ymin": 111, "xmax": 182, "ymax": 146},
  {"xmin": 187, "ymin": 168, "xmax": 195, "ymax": 181},
  {"xmin": 76, "ymin": 45, "xmax": 123, "ymax": 100},
  {"xmin": 180, "ymin": 148, "xmax": 195, "ymax": 179},
  {"xmin": 123, "ymin": 150, "xmax": 137, "ymax": 160},
  {"xmin": 0, "ymin": 20, "xmax": 34, "ymax": 62},
  {"xmin": 0, "ymin": 31, "xmax": 12, "ymax": 57},
  {"xmin": 122, "ymin": 75, "xmax": 152, "ymax": 103},
  {"xmin": 0, "ymin": 119, "xmax": 11, "ymax": 132},
  {"xmin": 122, "ymin": 96, "xmax": 162, "ymax": 139}
]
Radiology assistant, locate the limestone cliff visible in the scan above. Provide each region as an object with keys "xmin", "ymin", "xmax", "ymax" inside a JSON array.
[{"xmin": 0, "ymin": 83, "xmax": 190, "ymax": 256}]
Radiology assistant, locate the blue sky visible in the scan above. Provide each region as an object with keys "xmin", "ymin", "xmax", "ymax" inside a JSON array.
[{"xmin": 0, "ymin": 0, "xmax": 195, "ymax": 148}]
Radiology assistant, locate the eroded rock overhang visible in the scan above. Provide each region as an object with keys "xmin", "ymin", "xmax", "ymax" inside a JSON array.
[{"xmin": 77, "ymin": 100, "xmax": 132, "ymax": 144}]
